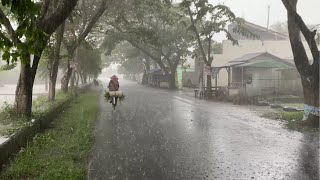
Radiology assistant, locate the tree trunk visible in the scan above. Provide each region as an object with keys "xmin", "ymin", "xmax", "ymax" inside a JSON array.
[
  {"xmin": 206, "ymin": 74, "xmax": 212, "ymax": 99},
  {"xmin": 61, "ymin": 47, "xmax": 75, "ymax": 92},
  {"xmin": 48, "ymin": 22, "xmax": 65, "ymax": 101},
  {"xmin": 80, "ymin": 72, "xmax": 84, "ymax": 84},
  {"xmin": 84, "ymin": 73, "xmax": 88, "ymax": 84},
  {"xmin": 15, "ymin": 55, "xmax": 41, "ymax": 117},
  {"xmin": 301, "ymin": 77, "xmax": 319, "ymax": 127},
  {"xmin": 206, "ymin": 37, "xmax": 213, "ymax": 99},
  {"xmin": 168, "ymin": 69, "xmax": 176, "ymax": 90},
  {"xmin": 70, "ymin": 70, "xmax": 76, "ymax": 88},
  {"xmin": 61, "ymin": 63, "xmax": 73, "ymax": 92},
  {"xmin": 205, "ymin": 64, "xmax": 212, "ymax": 99},
  {"xmin": 45, "ymin": 76, "xmax": 48, "ymax": 91},
  {"xmin": 48, "ymin": 75, "xmax": 57, "ymax": 102},
  {"xmin": 15, "ymin": 64, "xmax": 33, "ymax": 117},
  {"xmin": 48, "ymin": 61, "xmax": 59, "ymax": 101},
  {"xmin": 284, "ymin": 0, "xmax": 319, "ymax": 127},
  {"xmin": 76, "ymin": 72, "xmax": 79, "ymax": 86},
  {"xmin": 168, "ymin": 75, "xmax": 175, "ymax": 89}
]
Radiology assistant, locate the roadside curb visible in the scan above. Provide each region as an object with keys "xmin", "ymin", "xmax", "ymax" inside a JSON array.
[{"xmin": 0, "ymin": 83, "xmax": 92, "ymax": 171}]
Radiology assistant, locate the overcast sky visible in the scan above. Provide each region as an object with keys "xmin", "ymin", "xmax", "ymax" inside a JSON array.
[
  {"xmin": 210, "ymin": 0, "xmax": 319, "ymax": 26},
  {"xmin": 206, "ymin": 0, "xmax": 320, "ymax": 41}
]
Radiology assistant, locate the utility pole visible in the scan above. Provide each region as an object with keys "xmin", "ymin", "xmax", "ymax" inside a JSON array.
[{"xmin": 267, "ymin": 5, "xmax": 270, "ymax": 31}]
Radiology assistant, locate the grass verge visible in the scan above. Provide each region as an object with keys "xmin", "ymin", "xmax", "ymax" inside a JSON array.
[
  {"xmin": 0, "ymin": 91, "xmax": 99, "ymax": 179},
  {"xmin": 0, "ymin": 90, "xmax": 77, "ymax": 136},
  {"xmin": 261, "ymin": 110, "xmax": 318, "ymax": 133}
]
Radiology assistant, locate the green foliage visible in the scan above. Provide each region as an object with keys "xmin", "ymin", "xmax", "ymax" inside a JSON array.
[
  {"xmin": 104, "ymin": 91, "xmax": 125, "ymax": 102},
  {"xmin": 0, "ymin": 92, "xmax": 99, "ymax": 179},
  {"xmin": 180, "ymin": 0, "xmax": 257, "ymax": 63},
  {"xmin": 0, "ymin": 90, "xmax": 77, "ymax": 136},
  {"xmin": 231, "ymin": 18, "xmax": 259, "ymax": 41},
  {"xmin": 0, "ymin": 62, "xmax": 16, "ymax": 71},
  {"xmin": 77, "ymin": 44, "xmax": 102, "ymax": 78},
  {"xmin": 0, "ymin": 0, "xmax": 48, "ymax": 64},
  {"xmin": 32, "ymin": 91, "xmax": 74, "ymax": 116},
  {"xmin": 0, "ymin": 102, "xmax": 30, "ymax": 136},
  {"xmin": 0, "ymin": 102, "xmax": 17, "ymax": 124},
  {"xmin": 280, "ymin": 111, "xmax": 304, "ymax": 121},
  {"xmin": 101, "ymin": 0, "xmax": 193, "ymax": 77},
  {"xmin": 261, "ymin": 110, "xmax": 317, "ymax": 133},
  {"xmin": 101, "ymin": 30, "xmax": 125, "ymax": 56}
]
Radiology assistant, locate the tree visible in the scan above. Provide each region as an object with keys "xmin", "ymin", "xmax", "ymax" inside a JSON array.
[
  {"xmin": 282, "ymin": 0, "xmax": 319, "ymax": 127},
  {"xmin": 47, "ymin": 23, "xmax": 65, "ymax": 101},
  {"xmin": 37, "ymin": 21, "xmax": 65, "ymax": 102},
  {"xmin": 0, "ymin": 0, "xmax": 78, "ymax": 117},
  {"xmin": 179, "ymin": 0, "xmax": 253, "ymax": 98},
  {"xmin": 103, "ymin": 42, "xmax": 145, "ymax": 80},
  {"xmin": 270, "ymin": 21, "xmax": 288, "ymax": 34},
  {"xmin": 102, "ymin": 0, "xmax": 192, "ymax": 89},
  {"xmin": 76, "ymin": 44, "xmax": 102, "ymax": 83},
  {"xmin": 61, "ymin": 0, "xmax": 109, "ymax": 92}
]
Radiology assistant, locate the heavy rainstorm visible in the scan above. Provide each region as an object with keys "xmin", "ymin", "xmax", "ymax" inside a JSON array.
[{"xmin": 0, "ymin": 0, "xmax": 319, "ymax": 179}]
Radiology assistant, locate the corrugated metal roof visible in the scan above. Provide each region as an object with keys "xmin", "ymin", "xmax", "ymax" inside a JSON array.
[
  {"xmin": 229, "ymin": 52, "xmax": 267, "ymax": 62},
  {"xmin": 236, "ymin": 60, "xmax": 294, "ymax": 69},
  {"xmin": 224, "ymin": 52, "xmax": 295, "ymax": 69}
]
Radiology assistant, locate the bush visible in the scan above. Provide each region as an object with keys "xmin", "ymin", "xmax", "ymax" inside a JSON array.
[
  {"xmin": 280, "ymin": 111, "xmax": 304, "ymax": 121},
  {"xmin": 0, "ymin": 91, "xmax": 76, "ymax": 136},
  {"xmin": 261, "ymin": 110, "xmax": 316, "ymax": 133},
  {"xmin": 0, "ymin": 103, "xmax": 30, "ymax": 136},
  {"xmin": 0, "ymin": 102, "xmax": 16, "ymax": 123},
  {"xmin": 0, "ymin": 92, "xmax": 99, "ymax": 179}
]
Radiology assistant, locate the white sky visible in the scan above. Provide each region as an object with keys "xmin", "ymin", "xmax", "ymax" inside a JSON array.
[
  {"xmin": 210, "ymin": 0, "xmax": 319, "ymax": 26},
  {"xmin": 206, "ymin": 0, "xmax": 320, "ymax": 41}
]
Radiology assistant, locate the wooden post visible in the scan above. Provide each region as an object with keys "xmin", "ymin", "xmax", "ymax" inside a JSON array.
[
  {"xmin": 215, "ymin": 73, "xmax": 218, "ymax": 97},
  {"xmin": 241, "ymin": 67, "xmax": 245, "ymax": 96},
  {"xmin": 227, "ymin": 67, "xmax": 231, "ymax": 87}
]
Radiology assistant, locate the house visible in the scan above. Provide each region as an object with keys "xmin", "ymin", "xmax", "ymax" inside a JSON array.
[
  {"xmin": 210, "ymin": 39, "xmax": 312, "ymax": 96},
  {"xmin": 182, "ymin": 21, "xmax": 295, "ymax": 89},
  {"xmin": 219, "ymin": 52, "xmax": 297, "ymax": 97},
  {"xmin": 183, "ymin": 21, "xmax": 317, "ymax": 98}
]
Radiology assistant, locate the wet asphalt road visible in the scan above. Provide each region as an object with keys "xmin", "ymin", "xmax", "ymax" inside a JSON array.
[{"xmin": 88, "ymin": 80, "xmax": 319, "ymax": 180}]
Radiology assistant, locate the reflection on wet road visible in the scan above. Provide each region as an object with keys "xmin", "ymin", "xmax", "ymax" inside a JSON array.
[{"xmin": 89, "ymin": 81, "xmax": 319, "ymax": 180}]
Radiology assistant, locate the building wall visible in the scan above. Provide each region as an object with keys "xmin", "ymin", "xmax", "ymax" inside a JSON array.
[
  {"xmin": 211, "ymin": 40, "xmax": 311, "ymax": 95},
  {"xmin": 182, "ymin": 56, "xmax": 203, "ymax": 88},
  {"xmin": 182, "ymin": 71, "xmax": 199, "ymax": 88},
  {"xmin": 245, "ymin": 67, "xmax": 279, "ymax": 96},
  {"xmin": 279, "ymin": 70, "xmax": 303, "ymax": 95}
]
